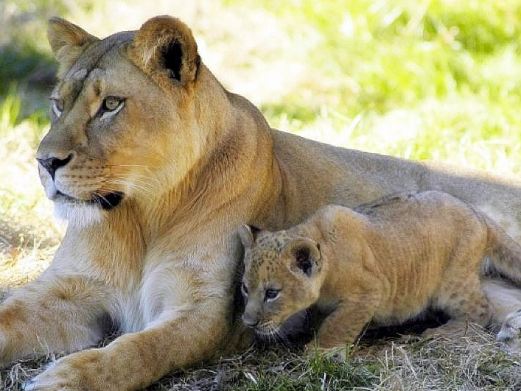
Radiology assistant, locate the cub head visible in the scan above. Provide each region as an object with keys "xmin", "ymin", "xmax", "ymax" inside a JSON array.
[
  {"xmin": 238, "ymin": 225, "xmax": 323, "ymax": 337},
  {"xmin": 38, "ymin": 16, "xmax": 214, "ymax": 226}
]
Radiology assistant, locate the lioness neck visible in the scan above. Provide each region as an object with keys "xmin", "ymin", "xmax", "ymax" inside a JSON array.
[{"xmin": 127, "ymin": 67, "xmax": 282, "ymax": 243}]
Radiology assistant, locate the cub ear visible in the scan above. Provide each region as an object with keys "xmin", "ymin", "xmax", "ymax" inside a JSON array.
[
  {"xmin": 238, "ymin": 225, "xmax": 262, "ymax": 249},
  {"xmin": 285, "ymin": 239, "xmax": 321, "ymax": 277},
  {"xmin": 128, "ymin": 15, "xmax": 200, "ymax": 86},
  {"xmin": 47, "ymin": 17, "xmax": 99, "ymax": 76}
]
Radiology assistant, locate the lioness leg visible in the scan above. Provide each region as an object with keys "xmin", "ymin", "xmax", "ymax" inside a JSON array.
[
  {"xmin": 24, "ymin": 298, "xmax": 229, "ymax": 391},
  {"xmin": 24, "ymin": 256, "xmax": 233, "ymax": 391},
  {"xmin": 482, "ymin": 278, "xmax": 521, "ymax": 324},
  {"xmin": 483, "ymin": 279, "xmax": 521, "ymax": 347},
  {"xmin": 0, "ymin": 275, "xmax": 109, "ymax": 366}
]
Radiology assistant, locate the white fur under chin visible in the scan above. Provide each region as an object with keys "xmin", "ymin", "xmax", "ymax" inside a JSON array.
[{"xmin": 54, "ymin": 202, "xmax": 105, "ymax": 228}]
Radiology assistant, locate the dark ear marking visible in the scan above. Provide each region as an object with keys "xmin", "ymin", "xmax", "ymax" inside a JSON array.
[
  {"xmin": 295, "ymin": 247, "xmax": 313, "ymax": 276},
  {"xmin": 129, "ymin": 16, "xmax": 200, "ymax": 87},
  {"xmin": 163, "ymin": 41, "xmax": 183, "ymax": 81},
  {"xmin": 250, "ymin": 225, "xmax": 262, "ymax": 238},
  {"xmin": 286, "ymin": 239, "xmax": 321, "ymax": 277}
]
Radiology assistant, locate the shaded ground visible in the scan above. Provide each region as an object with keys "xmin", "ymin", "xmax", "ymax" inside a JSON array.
[{"xmin": 1, "ymin": 323, "xmax": 520, "ymax": 390}]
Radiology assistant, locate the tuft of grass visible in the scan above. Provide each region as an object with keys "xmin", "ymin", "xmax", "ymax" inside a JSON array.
[{"xmin": 0, "ymin": 92, "xmax": 21, "ymax": 132}]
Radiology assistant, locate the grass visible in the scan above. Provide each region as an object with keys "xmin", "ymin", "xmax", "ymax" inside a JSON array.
[
  {"xmin": 2, "ymin": 325, "xmax": 520, "ymax": 390},
  {"xmin": 1, "ymin": 0, "xmax": 521, "ymax": 389}
]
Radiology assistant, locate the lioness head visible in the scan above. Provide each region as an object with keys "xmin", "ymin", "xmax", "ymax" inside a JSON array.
[
  {"xmin": 38, "ymin": 16, "xmax": 223, "ymax": 225},
  {"xmin": 238, "ymin": 225, "xmax": 323, "ymax": 337}
]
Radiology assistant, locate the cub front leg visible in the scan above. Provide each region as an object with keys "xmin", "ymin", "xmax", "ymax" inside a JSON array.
[
  {"xmin": 307, "ymin": 294, "xmax": 379, "ymax": 356},
  {"xmin": 0, "ymin": 275, "xmax": 109, "ymax": 367}
]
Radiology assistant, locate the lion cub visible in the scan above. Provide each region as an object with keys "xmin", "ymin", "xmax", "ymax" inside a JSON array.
[{"xmin": 238, "ymin": 191, "xmax": 521, "ymax": 351}]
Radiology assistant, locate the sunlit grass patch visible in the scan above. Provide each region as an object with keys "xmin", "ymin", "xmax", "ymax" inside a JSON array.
[
  {"xmin": 249, "ymin": 0, "xmax": 521, "ymax": 110},
  {"xmin": 0, "ymin": 91, "xmax": 59, "ymax": 289},
  {"xmin": 252, "ymin": 0, "xmax": 521, "ymax": 177}
]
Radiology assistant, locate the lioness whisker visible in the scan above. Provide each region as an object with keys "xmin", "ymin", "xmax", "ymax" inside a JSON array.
[
  {"xmin": 107, "ymin": 177, "xmax": 156, "ymax": 196},
  {"xmin": 107, "ymin": 164, "xmax": 151, "ymax": 168},
  {"xmin": 114, "ymin": 173, "xmax": 160, "ymax": 190}
]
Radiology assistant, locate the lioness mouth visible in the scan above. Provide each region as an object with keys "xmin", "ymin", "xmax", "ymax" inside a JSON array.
[{"xmin": 56, "ymin": 191, "xmax": 124, "ymax": 210}]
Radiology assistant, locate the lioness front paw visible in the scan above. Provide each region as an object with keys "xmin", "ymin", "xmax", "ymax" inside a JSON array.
[{"xmin": 23, "ymin": 349, "xmax": 106, "ymax": 391}]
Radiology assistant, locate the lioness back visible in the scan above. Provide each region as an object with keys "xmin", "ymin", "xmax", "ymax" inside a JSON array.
[
  {"xmin": 269, "ymin": 131, "xmax": 521, "ymax": 233},
  {"xmin": 238, "ymin": 190, "xmax": 521, "ymax": 352}
]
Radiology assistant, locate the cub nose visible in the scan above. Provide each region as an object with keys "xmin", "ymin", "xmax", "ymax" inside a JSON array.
[
  {"xmin": 37, "ymin": 154, "xmax": 73, "ymax": 180},
  {"xmin": 242, "ymin": 314, "xmax": 259, "ymax": 328}
]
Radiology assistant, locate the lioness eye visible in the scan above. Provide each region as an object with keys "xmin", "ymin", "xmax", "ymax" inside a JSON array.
[
  {"xmin": 265, "ymin": 289, "xmax": 280, "ymax": 302},
  {"xmin": 50, "ymin": 98, "xmax": 63, "ymax": 118},
  {"xmin": 99, "ymin": 96, "xmax": 125, "ymax": 120},
  {"xmin": 103, "ymin": 96, "xmax": 123, "ymax": 111},
  {"xmin": 241, "ymin": 282, "xmax": 248, "ymax": 297}
]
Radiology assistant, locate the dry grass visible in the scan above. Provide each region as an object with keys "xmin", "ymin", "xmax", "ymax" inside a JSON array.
[
  {"xmin": 2, "ymin": 0, "xmax": 521, "ymax": 389},
  {"xmin": 2, "ymin": 324, "xmax": 520, "ymax": 390}
]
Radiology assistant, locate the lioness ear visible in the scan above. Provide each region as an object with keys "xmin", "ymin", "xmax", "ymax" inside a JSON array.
[
  {"xmin": 47, "ymin": 17, "xmax": 99, "ymax": 75},
  {"xmin": 238, "ymin": 225, "xmax": 262, "ymax": 248},
  {"xmin": 128, "ymin": 15, "xmax": 200, "ymax": 86},
  {"xmin": 285, "ymin": 239, "xmax": 321, "ymax": 277}
]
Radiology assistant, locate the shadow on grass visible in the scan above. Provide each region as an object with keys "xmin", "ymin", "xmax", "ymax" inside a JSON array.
[{"xmin": 0, "ymin": 44, "xmax": 56, "ymax": 119}]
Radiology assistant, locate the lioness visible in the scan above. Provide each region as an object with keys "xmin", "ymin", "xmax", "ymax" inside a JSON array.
[
  {"xmin": 1, "ymin": 15, "xmax": 521, "ymax": 390},
  {"xmin": 238, "ymin": 191, "xmax": 521, "ymax": 352}
]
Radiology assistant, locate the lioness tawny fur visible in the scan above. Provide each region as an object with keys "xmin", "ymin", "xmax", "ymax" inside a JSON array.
[{"xmin": 240, "ymin": 191, "xmax": 521, "ymax": 351}]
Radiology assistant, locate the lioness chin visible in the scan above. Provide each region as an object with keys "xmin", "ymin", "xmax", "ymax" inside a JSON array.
[{"xmin": 1, "ymin": 14, "xmax": 521, "ymax": 391}]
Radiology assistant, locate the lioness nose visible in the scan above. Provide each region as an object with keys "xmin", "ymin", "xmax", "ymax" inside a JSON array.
[{"xmin": 37, "ymin": 154, "xmax": 73, "ymax": 180}]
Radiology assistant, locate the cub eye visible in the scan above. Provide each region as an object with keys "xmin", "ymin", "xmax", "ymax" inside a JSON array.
[
  {"xmin": 50, "ymin": 98, "xmax": 63, "ymax": 118},
  {"xmin": 265, "ymin": 289, "xmax": 280, "ymax": 302},
  {"xmin": 241, "ymin": 282, "xmax": 248, "ymax": 297},
  {"xmin": 100, "ymin": 96, "xmax": 125, "ymax": 120}
]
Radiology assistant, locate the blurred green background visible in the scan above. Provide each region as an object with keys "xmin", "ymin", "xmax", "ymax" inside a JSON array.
[{"xmin": 1, "ymin": 0, "xmax": 521, "ymax": 285}]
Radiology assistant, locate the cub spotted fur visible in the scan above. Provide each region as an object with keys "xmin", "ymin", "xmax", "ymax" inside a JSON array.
[{"xmin": 239, "ymin": 191, "xmax": 521, "ymax": 351}]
